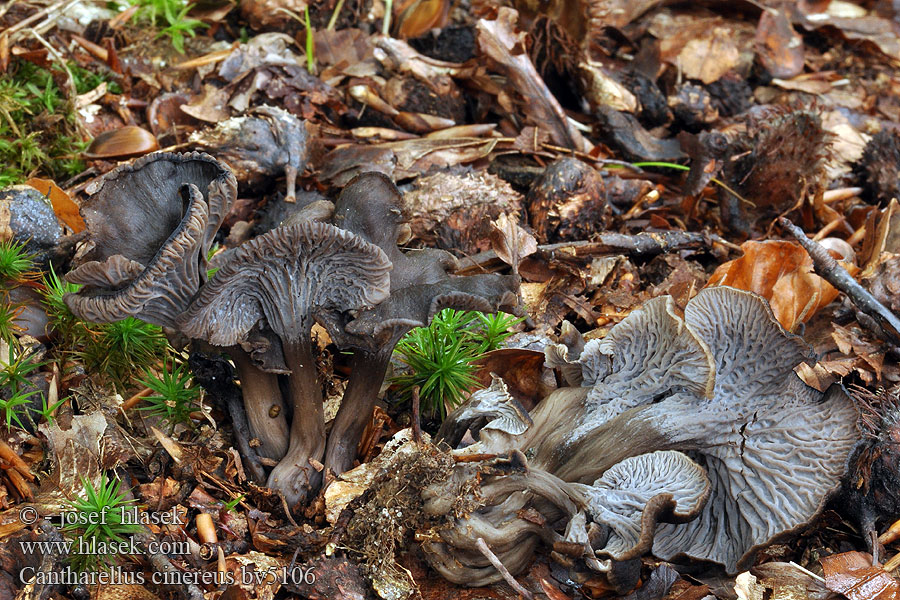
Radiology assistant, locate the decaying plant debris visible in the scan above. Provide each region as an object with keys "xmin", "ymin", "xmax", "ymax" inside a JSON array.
[{"xmin": 4, "ymin": 0, "xmax": 900, "ymax": 599}]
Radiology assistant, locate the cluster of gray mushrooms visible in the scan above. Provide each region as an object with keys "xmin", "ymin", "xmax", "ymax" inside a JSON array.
[{"xmin": 64, "ymin": 151, "xmax": 860, "ymax": 590}]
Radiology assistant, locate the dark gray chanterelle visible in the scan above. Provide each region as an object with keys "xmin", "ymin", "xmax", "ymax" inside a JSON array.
[
  {"xmin": 426, "ymin": 286, "xmax": 859, "ymax": 584},
  {"xmin": 318, "ymin": 172, "xmax": 522, "ymax": 478},
  {"xmin": 64, "ymin": 151, "xmax": 236, "ymax": 328},
  {"xmin": 177, "ymin": 220, "xmax": 392, "ymax": 506}
]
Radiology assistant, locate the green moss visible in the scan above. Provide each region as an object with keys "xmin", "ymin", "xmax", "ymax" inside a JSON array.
[
  {"xmin": 392, "ymin": 309, "xmax": 523, "ymax": 420},
  {"xmin": 0, "ymin": 59, "xmax": 97, "ymax": 185},
  {"xmin": 116, "ymin": 0, "xmax": 208, "ymax": 54}
]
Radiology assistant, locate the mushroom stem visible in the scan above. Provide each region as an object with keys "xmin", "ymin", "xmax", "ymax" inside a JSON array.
[
  {"xmin": 324, "ymin": 349, "xmax": 390, "ymax": 477},
  {"xmin": 229, "ymin": 348, "xmax": 289, "ymax": 461},
  {"xmin": 532, "ymin": 406, "xmax": 671, "ymax": 483},
  {"xmin": 267, "ymin": 336, "xmax": 326, "ymax": 506}
]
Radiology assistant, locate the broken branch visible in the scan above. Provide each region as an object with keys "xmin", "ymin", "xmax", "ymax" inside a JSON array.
[{"xmin": 780, "ymin": 218, "xmax": 900, "ymax": 345}]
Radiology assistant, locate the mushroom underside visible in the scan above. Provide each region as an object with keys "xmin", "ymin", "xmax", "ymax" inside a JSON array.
[{"xmin": 425, "ymin": 287, "xmax": 859, "ymax": 584}]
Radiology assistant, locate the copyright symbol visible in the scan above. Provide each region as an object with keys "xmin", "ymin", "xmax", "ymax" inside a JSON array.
[{"xmin": 19, "ymin": 506, "xmax": 37, "ymax": 525}]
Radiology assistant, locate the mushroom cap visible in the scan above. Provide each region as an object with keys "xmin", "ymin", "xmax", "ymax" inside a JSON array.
[
  {"xmin": 336, "ymin": 274, "xmax": 521, "ymax": 353},
  {"xmin": 537, "ymin": 295, "xmax": 714, "ymax": 455},
  {"xmin": 331, "ymin": 171, "xmax": 459, "ymax": 289},
  {"xmin": 177, "ymin": 220, "xmax": 392, "ymax": 345},
  {"xmin": 555, "ymin": 287, "xmax": 856, "ymax": 573},
  {"xmin": 319, "ymin": 171, "xmax": 519, "ymax": 358},
  {"xmin": 544, "ymin": 320, "xmax": 587, "ymax": 387},
  {"xmin": 436, "ymin": 375, "xmax": 533, "ymax": 450},
  {"xmin": 64, "ymin": 152, "xmax": 236, "ymax": 328},
  {"xmin": 192, "ymin": 106, "xmax": 308, "ymax": 186},
  {"xmin": 79, "ymin": 151, "xmax": 234, "ymax": 266},
  {"xmin": 571, "ymin": 450, "xmax": 710, "ymax": 562},
  {"xmin": 332, "ymin": 171, "xmax": 406, "ymax": 256},
  {"xmin": 429, "ymin": 286, "xmax": 858, "ymax": 581},
  {"xmin": 639, "ymin": 287, "xmax": 858, "ymax": 572},
  {"xmin": 66, "ymin": 183, "xmax": 213, "ymax": 327}
]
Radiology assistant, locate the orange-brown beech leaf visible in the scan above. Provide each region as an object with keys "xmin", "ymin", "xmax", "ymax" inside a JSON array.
[
  {"xmin": 84, "ymin": 126, "xmax": 158, "ymax": 159},
  {"xmin": 706, "ymin": 240, "xmax": 858, "ymax": 331},
  {"xmin": 25, "ymin": 177, "xmax": 85, "ymax": 233},
  {"xmin": 396, "ymin": 0, "xmax": 450, "ymax": 39},
  {"xmin": 820, "ymin": 551, "xmax": 900, "ymax": 600}
]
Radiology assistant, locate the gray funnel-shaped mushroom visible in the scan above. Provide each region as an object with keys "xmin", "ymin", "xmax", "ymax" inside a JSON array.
[{"xmin": 64, "ymin": 151, "xmax": 236, "ymax": 328}]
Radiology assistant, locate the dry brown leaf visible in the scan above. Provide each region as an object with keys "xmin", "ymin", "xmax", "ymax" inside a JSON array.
[
  {"xmin": 489, "ymin": 212, "xmax": 537, "ymax": 273},
  {"xmin": 476, "ymin": 7, "xmax": 587, "ymax": 151},
  {"xmin": 650, "ymin": 11, "xmax": 755, "ymax": 82},
  {"xmin": 181, "ymin": 84, "xmax": 232, "ymax": 122},
  {"xmin": 84, "ymin": 126, "xmax": 159, "ymax": 159},
  {"xmin": 755, "ymin": 8, "xmax": 804, "ymax": 79},
  {"xmin": 396, "ymin": 0, "xmax": 450, "ymax": 39},
  {"xmin": 706, "ymin": 240, "xmax": 857, "ymax": 331},
  {"xmin": 314, "ymin": 29, "xmax": 374, "ymax": 69},
  {"xmin": 820, "ymin": 551, "xmax": 900, "ymax": 600},
  {"xmin": 797, "ymin": 10, "xmax": 900, "ymax": 62},
  {"xmin": 386, "ymin": 137, "xmax": 500, "ymax": 177},
  {"xmin": 861, "ymin": 199, "xmax": 900, "ymax": 274},
  {"xmin": 678, "ymin": 26, "xmax": 741, "ymax": 84},
  {"xmin": 832, "ymin": 324, "xmax": 884, "ymax": 379},
  {"xmin": 25, "ymin": 178, "xmax": 85, "ymax": 233},
  {"xmin": 475, "ymin": 349, "xmax": 550, "ymax": 411}
]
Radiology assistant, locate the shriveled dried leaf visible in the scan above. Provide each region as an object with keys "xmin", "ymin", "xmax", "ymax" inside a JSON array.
[
  {"xmin": 861, "ymin": 199, "xmax": 900, "ymax": 274},
  {"xmin": 579, "ymin": 61, "xmax": 638, "ymax": 112},
  {"xmin": 489, "ymin": 212, "xmax": 537, "ymax": 272},
  {"xmin": 755, "ymin": 8, "xmax": 804, "ymax": 79},
  {"xmin": 678, "ymin": 26, "xmax": 741, "ymax": 84},
  {"xmin": 225, "ymin": 551, "xmax": 286, "ymax": 600},
  {"xmin": 649, "ymin": 11, "xmax": 755, "ymax": 83},
  {"xmin": 25, "ymin": 178, "xmax": 84, "ymax": 233},
  {"xmin": 181, "ymin": 84, "xmax": 233, "ymax": 122},
  {"xmin": 797, "ymin": 8, "xmax": 900, "ymax": 62},
  {"xmin": 477, "ymin": 7, "xmax": 587, "ymax": 150},
  {"xmin": 820, "ymin": 551, "xmax": 900, "ymax": 600},
  {"xmin": 706, "ymin": 240, "xmax": 857, "ymax": 331},
  {"xmin": 35, "ymin": 411, "xmax": 108, "ymax": 514},
  {"xmin": 387, "ymin": 137, "xmax": 499, "ymax": 177},
  {"xmin": 751, "ymin": 562, "xmax": 833, "ymax": 600},
  {"xmin": 832, "ymin": 323, "xmax": 884, "ymax": 379}
]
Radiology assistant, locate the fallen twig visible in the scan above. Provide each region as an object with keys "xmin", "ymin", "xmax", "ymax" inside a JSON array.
[
  {"xmin": 475, "ymin": 537, "xmax": 533, "ymax": 600},
  {"xmin": 455, "ymin": 231, "xmax": 737, "ymax": 275},
  {"xmin": 411, "ymin": 386, "xmax": 422, "ymax": 445},
  {"xmin": 135, "ymin": 529, "xmax": 205, "ymax": 600},
  {"xmin": 780, "ymin": 218, "xmax": 900, "ymax": 345}
]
